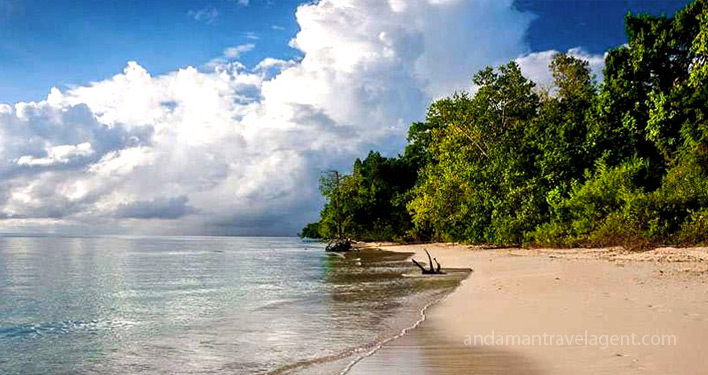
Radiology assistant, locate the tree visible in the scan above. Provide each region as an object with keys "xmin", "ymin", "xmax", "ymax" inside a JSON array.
[
  {"xmin": 318, "ymin": 170, "xmax": 346, "ymax": 240},
  {"xmin": 532, "ymin": 53, "xmax": 596, "ymax": 191},
  {"xmin": 299, "ymin": 222, "xmax": 321, "ymax": 239},
  {"xmin": 408, "ymin": 62, "xmax": 544, "ymax": 245}
]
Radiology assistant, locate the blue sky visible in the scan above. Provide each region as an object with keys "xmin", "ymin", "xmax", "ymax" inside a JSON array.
[
  {"xmin": 519, "ymin": 0, "xmax": 688, "ymax": 53},
  {"xmin": 0, "ymin": 0, "xmax": 305, "ymax": 103},
  {"xmin": 0, "ymin": 0, "xmax": 689, "ymax": 104}
]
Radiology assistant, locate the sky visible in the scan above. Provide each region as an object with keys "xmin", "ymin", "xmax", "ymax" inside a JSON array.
[{"xmin": 0, "ymin": 0, "xmax": 691, "ymax": 235}]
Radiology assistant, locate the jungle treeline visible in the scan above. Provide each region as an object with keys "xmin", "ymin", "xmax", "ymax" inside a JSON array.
[{"xmin": 301, "ymin": 1, "xmax": 708, "ymax": 249}]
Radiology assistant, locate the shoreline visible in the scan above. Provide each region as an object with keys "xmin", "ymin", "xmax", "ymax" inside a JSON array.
[
  {"xmin": 339, "ymin": 281, "xmax": 460, "ymax": 375},
  {"xmin": 347, "ymin": 243, "xmax": 708, "ymax": 375}
]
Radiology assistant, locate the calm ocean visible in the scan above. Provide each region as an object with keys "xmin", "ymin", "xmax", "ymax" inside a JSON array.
[{"xmin": 0, "ymin": 236, "xmax": 465, "ymax": 374}]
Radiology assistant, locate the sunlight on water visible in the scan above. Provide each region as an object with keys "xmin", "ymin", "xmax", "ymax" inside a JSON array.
[{"xmin": 0, "ymin": 236, "xmax": 465, "ymax": 374}]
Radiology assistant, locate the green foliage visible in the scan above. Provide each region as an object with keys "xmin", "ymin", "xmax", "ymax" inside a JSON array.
[
  {"xmin": 528, "ymin": 158, "xmax": 650, "ymax": 248},
  {"xmin": 678, "ymin": 209, "xmax": 708, "ymax": 244},
  {"xmin": 299, "ymin": 222, "xmax": 321, "ymax": 239},
  {"xmin": 311, "ymin": 152, "xmax": 419, "ymax": 242},
  {"xmin": 407, "ymin": 62, "xmax": 546, "ymax": 245},
  {"xmin": 305, "ymin": 0, "xmax": 708, "ymax": 248}
]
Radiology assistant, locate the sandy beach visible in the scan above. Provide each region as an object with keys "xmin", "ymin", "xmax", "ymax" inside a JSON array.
[{"xmin": 348, "ymin": 244, "xmax": 708, "ymax": 375}]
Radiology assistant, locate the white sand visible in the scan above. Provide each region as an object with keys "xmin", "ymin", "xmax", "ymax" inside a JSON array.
[{"xmin": 348, "ymin": 244, "xmax": 708, "ymax": 375}]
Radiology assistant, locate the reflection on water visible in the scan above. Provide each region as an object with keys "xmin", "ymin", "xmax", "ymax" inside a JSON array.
[
  {"xmin": 347, "ymin": 315, "xmax": 543, "ymax": 375},
  {"xmin": 0, "ymin": 236, "xmax": 467, "ymax": 374}
]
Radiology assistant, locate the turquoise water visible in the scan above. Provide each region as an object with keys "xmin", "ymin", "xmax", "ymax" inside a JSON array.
[{"xmin": 0, "ymin": 236, "xmax": 463, "ymax": 374}]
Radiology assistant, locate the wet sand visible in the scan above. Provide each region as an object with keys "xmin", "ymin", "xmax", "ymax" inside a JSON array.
[{"xmin": 348, "ymin": 244, "xmax": 708, "ymax": 375}]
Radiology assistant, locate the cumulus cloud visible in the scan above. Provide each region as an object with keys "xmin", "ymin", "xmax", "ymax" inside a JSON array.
[
  {"xmin": 16, "ymin": 142, "xmax": 94, "ymax": 167},
  {"xmin": 254, "ymin": 58, "xmax": 297, "ymax": 72},
  {"xmin": 516, "ymin": 47, "xmax": 605, "ymax": 91},
  {"xmin": 0, "ymin": 0, "xmax": 573, "ymax": 235}
]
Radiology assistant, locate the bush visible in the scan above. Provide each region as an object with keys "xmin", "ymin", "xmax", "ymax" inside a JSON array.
[{"xmin": 678, "ymin": 209, "xmax": 708, "ymax": 245}]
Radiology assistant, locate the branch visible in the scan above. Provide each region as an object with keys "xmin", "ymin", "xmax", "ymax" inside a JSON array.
[
  {"xmin": 412, "ymin": 259, "xmax": 428, "ymax": 273},
  {"xmin": 425, "ymin": 249, "xmax": 434, "ymax": 272}
]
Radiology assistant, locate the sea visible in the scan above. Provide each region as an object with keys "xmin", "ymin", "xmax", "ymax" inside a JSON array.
[{"xmin": 0, "ymin": 236, "xmax": 467, "ymax": 375}]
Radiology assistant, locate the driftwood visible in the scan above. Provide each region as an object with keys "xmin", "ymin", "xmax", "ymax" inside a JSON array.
[
  {"xmin": 412, "ymin": 249, "xmax": 445, "ymax": 274},
  {"xmin": 325, "ymin": 238, "xmax": 352, "ymax": 252}
]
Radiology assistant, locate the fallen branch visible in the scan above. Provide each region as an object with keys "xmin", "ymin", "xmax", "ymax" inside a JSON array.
[{"xmin": 412, "ymin": 249, "xmax": 445, "ymax": 274}]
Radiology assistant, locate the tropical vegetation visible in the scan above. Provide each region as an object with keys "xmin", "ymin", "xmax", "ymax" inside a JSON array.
[{"xmin": 301, "ymin": 0, "xmax": 708, "ymax": 249}]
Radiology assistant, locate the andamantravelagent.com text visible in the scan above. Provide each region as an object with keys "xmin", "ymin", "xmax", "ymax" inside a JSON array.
[{"xmin": 465, "ymin": 330, "xmax": 677, "ymax": 350}]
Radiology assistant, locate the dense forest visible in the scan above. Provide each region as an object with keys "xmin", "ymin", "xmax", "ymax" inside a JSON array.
[{"xmin": 301, "ymin": 0, "xmax": 708, "ymax": 249}]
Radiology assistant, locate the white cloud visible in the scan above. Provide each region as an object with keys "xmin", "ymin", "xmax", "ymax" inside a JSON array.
[
  {"xmin": 516, "ymin": 47, "xmax": 605, "ymax": 91},
  {"xmin": 244, "ymin": 31, "xmax": 259, "ymax": 40},
  {"xmin": 187, "ymin": 7, "xmax": 219, "ymax": 24},
  {"xmin": 253, "ymin": 58, "xmax": 298, "ymax": 79},
  {"xmin": 206, "ymin": 44, "xmax": 256, "ymax": 71},
  {"xmin": 0, "ymin": 0, "xmax": 557, "ymax": 235},
  {"xmin": 224, "ymin": 44, "xmax": 255, "ymax": 59},
  {"xmin": 17, "ymin": 142, "xmax": 94, "ymax": 167}
]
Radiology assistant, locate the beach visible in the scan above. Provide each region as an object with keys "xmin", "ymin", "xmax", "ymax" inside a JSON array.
[{"xmin": 348, "ymin": 244, "xmax": 708, "ymax": 375}]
